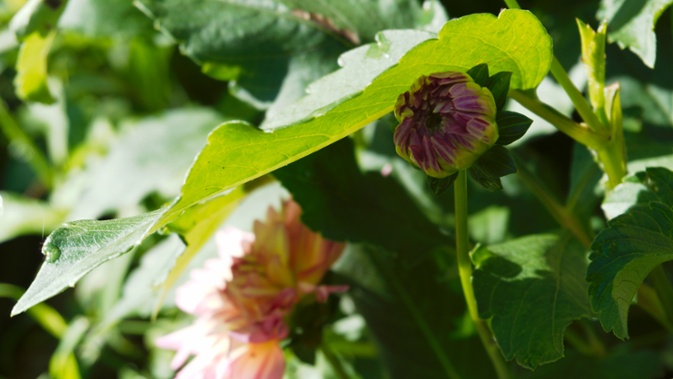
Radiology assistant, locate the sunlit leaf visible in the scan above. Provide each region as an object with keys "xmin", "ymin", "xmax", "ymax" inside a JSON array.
[
  {"xmin": 588, "ymin": 167, "xmax": 673, "ymax": 338},
  {"xmin": 14, "ymin": 31, "xmax": 55, "ymax": 104},
  {"xmin": 598, "ymin": 0, "xmax": 673, "ymax": 68},
  {"xmin": 11, "ymin": 208, "xmax": 167, "ymax": 316},
  {"xmin": 165, "ymin": 10, "xmax": 553, "ymax": 215}
]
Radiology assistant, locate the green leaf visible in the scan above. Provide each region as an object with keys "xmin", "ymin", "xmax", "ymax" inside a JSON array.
[
  {"xmin": 168, "ymin": 10, "xmax": 553, "ymax": 212},
  {"xmin": 262, "ymin": 29, "xmax": 434, "ymax": 130},
  {"xmin": 577, "ymin": 19, "xmax": 607, "ymax": 114},
  {"xmin": 427, "ymin": 173, "xmax": 458, "ymax": 197},
  {"xmin": 466, "ymin": 63, "xmax": 490, "ymax": 86},
  {"xmin": 468, "ymin": 146, "xmax": 517, "ymax": 191},
  {"xmin": 68, "ymin": 108, "xmax": 225, "ymax": 220},
  {"xmin": 472, "ymin": 233, "xmax": 593, "ymax": 369},
  {"xmin": 11, "ymin": 208, "xmax": 167, "ymax": 316},
  {"xmin": 588, "ymin": 167, "xmax": 673, "ymax": 338},
  {"xmin": 274, "ymin": 138, "xmax": 445, "ymax": 255},
  {"xmin": 135, "ymin": 0, "xmax": 342, "ymax": 104},
  {"xmin": 277, "ymin": 0, "xmax": 427, "ymax": 44},
  {"xmin": 495, "ymin": 111, "xmax": 533, "ymax": 146},
  {"xmin": 14, "ymin": 31, "xmax": 55, "ymax": 104},
  {"xmin": 486, "ymin": 71, "xmax": 512, "ymax": 112},
  {"xmin": 598, "ymin": 0, "xmax": 673, "ymax": 68}
]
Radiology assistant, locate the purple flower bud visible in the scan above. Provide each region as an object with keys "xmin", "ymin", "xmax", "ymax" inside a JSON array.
[{"xmin": 393, "ymin": 71, "xmax": 498, "ymax": 178}]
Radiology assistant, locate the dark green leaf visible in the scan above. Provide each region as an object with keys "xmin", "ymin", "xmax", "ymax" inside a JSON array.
[
  {"xmin": 495, "ymin": 111, "xmax": 533, "ymax": 145},
  {"xmin": 588, "ymin": 167, "xmax": 673, "ymax": 338},
  {"xmin": 522, "ymin": 349, "xmax": 663, "ymax": 379},
  {"xmin": 486, "ymin": 71, "xmax": 512, "ymax": 111},
  {"xmin": 472, "ymin": 233, "xmax": 593, "ymax": 369},
  {"xmin": 274, "ymin": 138, "xmax": 445, "ymax": 255},
  {"xmin": 468, "ymin": 146, "xmax": 517, "ymax": 191},
  {"xmin": 427, "ymin": 173, "xmax": 458, "ymax": 197},
  {"xmin": 467, "ymin": 63, "xmax": 489, "ymax": 87}
]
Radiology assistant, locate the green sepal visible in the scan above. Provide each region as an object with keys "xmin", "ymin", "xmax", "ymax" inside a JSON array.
[
  {"xmin": 495, "ymin": 111, "xmax": 532, "ymax": 145},
  {"xmin": 427, "ymin": 172, "xmax": 458, "ymax": 196},
  {"xmin": 485, "ymin": 71, "xmax": 512, "ymax": 111},
  {"xmin": 468, "ymin": 146, "xmax": 517, "ymax": 191},
  {"xmin": 466, "ymin": 63, "xmax": 490, "ymax": 87}
]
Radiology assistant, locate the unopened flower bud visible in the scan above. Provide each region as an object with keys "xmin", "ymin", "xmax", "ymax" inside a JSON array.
[{"xmin": 393, "ymin": 71, "xmax": 498, "ymax": 178}]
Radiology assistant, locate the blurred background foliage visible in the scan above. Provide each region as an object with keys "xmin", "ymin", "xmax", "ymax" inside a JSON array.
[{"xmin": 1, "ymin": 0, "xmax": 672, "ymax": 378}]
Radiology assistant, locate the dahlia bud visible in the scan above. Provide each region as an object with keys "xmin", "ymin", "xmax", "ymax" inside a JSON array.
[{"xmin": 393, "ymin": 71, "xmax": 498, "ymax": 178}]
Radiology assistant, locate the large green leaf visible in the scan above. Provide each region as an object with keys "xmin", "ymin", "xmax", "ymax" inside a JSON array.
[
  {"xmin": 472, "ymin": 233, "xmax": 593, "ymax": 369},
  {"xmin": 598, "ymin": 0, "xmax": 673, "ymax": 68},
  {"xmin": 276, "ymin": 0, "xmax": 426, "ymax": 44},
  {"xmin": 274, "ymin": 138, "xmax": 445, "ymax": 254},
  {"xmin": 588, "ymin": 167, "xmax": 673, "ymax": 338},
  {"xmin": 164, "ymin": 10, "xmax": 553, "ymax": 215},
  {"xmin": 135, "ymin": 0, "xmax": 338, "ymax": 104},
  {"xmin": 261, "ymin": 29, "xmax": 434, "ymax": 130},
  {"xmin": 11, "ymin": 207, "xmax": 166, "ymax": 316}
]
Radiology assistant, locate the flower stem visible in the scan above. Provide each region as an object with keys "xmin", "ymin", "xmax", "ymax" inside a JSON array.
[{"xmin": 454, "ymin": 170, "xmax": 511, "ymax": 379}]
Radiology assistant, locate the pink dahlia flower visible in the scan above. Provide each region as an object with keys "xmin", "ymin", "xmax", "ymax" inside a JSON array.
[{"xmin": 156, "ymin": 200, "xmax": 346, "ymax": 379}]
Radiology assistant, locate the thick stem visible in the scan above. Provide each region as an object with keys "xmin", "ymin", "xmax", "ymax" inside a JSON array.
[
  {"xmin": 509, "ymin": 90, "xmax": 607, "ymax": 150},
  {"xmin": 454, "ymin": 171, "xmax": 511, "ymax": 379},
  {"xmin": 549, "ymin": 58, "xmax": 607, "ymax": 134}
]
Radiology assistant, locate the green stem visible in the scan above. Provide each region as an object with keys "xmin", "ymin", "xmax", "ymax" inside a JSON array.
[
  {"xmin": 509, "ymin": 90, "xmax": 607, "ymax": 150},
  {"xmin": 514, "ymin": 156, "xmax": 593, "ymax": 248},
  {"xmin": 454, "ymin": 170, "xmax": 511, "ymax": 379},
  {"xmin": 0, "ymin": 99, "xmax": 54, "ymax": 189},
  {"xmin": 320, "ymin": 343, "xmax": 352, "ymax": 379},
  {"xmin": 650, "ymin": 265, "xmax": 673, "ymax": 327},
  {"xmin": 503, "ymin": 0, "xmax": 521, "ymax": 8},
  {"xmin": 549, "ymin": 58, "xmax": 607, "ymax": 134}
]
